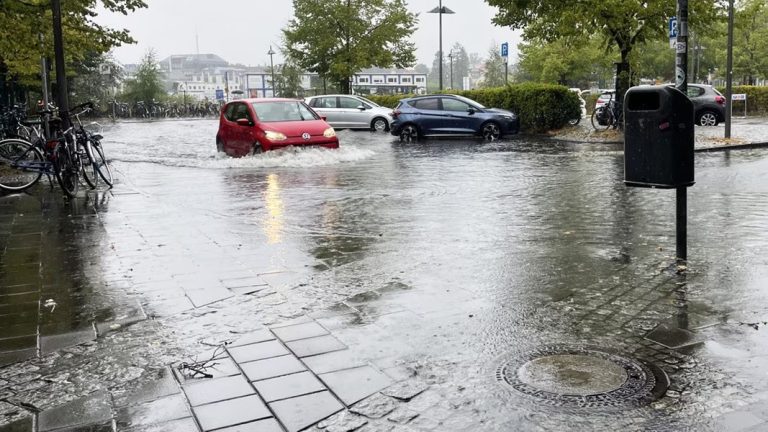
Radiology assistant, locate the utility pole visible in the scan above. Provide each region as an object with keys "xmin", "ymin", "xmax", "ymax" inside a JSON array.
[
  {"xmin": 675, "ymin": 0, "xmax": 689, "ymax": 262},
  {"xmin": 725, "ymin": 0, "xmax": 735, "ymax": 139},
  {"xmin": 51, "ymin": 0, "xmax": 70, "ymax": 127}
]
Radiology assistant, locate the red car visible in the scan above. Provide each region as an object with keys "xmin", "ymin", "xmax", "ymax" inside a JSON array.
[{"xmin": 216, "ymin": 98, "xmax": 339, "ymax": 156}]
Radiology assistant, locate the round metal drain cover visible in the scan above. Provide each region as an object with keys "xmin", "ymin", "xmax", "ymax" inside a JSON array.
[{"xmin": 495, "ymin": 346, "xmax": 668, "ymax": 409}]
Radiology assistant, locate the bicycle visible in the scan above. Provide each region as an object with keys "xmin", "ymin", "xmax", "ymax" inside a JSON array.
[
  {"xmin": 590, "ymin": 93, "xmax": 623, "ymax": 131},
  {"xmin": 71, "ymin": 103, "xmax": 113, "ymax": 188},
  {"xmin": 0, "ymin": 102, "xmax": 107, "ymax": 197}
]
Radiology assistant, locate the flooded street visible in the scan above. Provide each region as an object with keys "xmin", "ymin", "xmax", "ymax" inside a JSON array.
[{"xmin": 2, "ymin": 118, "xmax": 768, "ymax": 431}]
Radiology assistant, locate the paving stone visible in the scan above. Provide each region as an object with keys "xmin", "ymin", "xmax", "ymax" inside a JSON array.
[
  {"xmin": 0, "ymin": 348, "xmax": 37, "ymax": 367},
  {"xmin": 0, "ymin": 417, "xmax": 33, "ymax": 432},
  {"xmin": 645, "ymin": 323, "xmax": 706, "ymax": 349},
  {"xmin": 387, "ymin": 407, "xmax": 420, "ymax": 424},
  {"xmin": 116, "ymin": 393, "xmax": 191, "ymax": 430},
  {"xmin": 318, "ymin": 410, "xmax": 369, "ymax": 432},
  {"xmin": 118, "ymin": 366, "xmax": 180, "ymax": 407},
  {"xmin": 269, "ymin": 391, "xmax": 344, "ymax": 432},
  {"xmin": 230, "ymin": 329, "xmax": 275, "ymax": 347},
  {"xmin": 302, "ymin": 349, "xmax": 368, "ymax": 375},
  {"xmin": 39, "ymin": 329, "xmax": 97, "ymax": 355},
  {"xmin": 320, "ymin": 366, "xmax": 393, "ymax": 406},
  {"xmin": 39, "ymin": 390, "xmax": 112, "ymax": 431},
  {"xmin": 124, "ymin": 417, "xmax": 199, "ymax": 432},
  {"xmin": 229, "ymin": 340, "xmax": 290, "ymax": 363},
  {"xmin": 0, "ymin": 335, "xmax": 37, "ymax": 352},
  {"xmin": 185, "ymin": 288, "xmax": 233, "ymax": 308},
  {"xmin": 715, "ymin": 411, "xmax": 765, "ymax": 432},
  {"xmin": 381, "ymin": 381, "xmax": 429, "ymax": 402},
  {"xmin": 349, "ymin": 393, "xmax": 398, "ymax": 419},
  {"xmin": 193, "ymin": 395, "xmax": 271, "ymax": 431},
  {"xmin": 214, "ymin": 418, "xmax": 283, "ymax": 432},
  {"xmin": 184, "ymin": 374, "xmax": 255, "ymax": 406},
  {"xmin": 286, "ymin": 335, "xmax": 347, "ymax": 358},
  {"xmin": 222, "ymin": 276, "xmax": 268, "ymax": 290},
  {"xmin": 259, "ymin": 272, "xmax": 305, "ymax": 290},
  {"xmin": 272, "ymin": 322, "xmax": 329, "ymax": 342},
  {"xmin": 241, "ymin": 355, "xmax": 306, "ymax": 382},
  {"xmin": 176, "ymin": 356, "xmax": 242, "ymax": 382},
  {"xmin": 253, "ymin": 371, "xmax": 326, "ymax": 402}
]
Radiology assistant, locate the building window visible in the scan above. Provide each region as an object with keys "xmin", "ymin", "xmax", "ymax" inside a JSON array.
[
  {"xmin": 415, "ymin": 77, "xmax": 425, "ymax": 83},
  {"xmin": 387, "ymin": 77, "xmax": 397, "ymax": 83},
  {"xmin": 402, "ymin": 77, "xmax": 412, "ymax": 83},
  {"xmin": 359, "ymin": 77, "xmax": 369, "ymax": 83}
]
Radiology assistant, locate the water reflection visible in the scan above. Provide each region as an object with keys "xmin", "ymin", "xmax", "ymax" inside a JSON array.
[{"xmin": 263, "ymin": 173, "xmax": 284, "ymax": 244}]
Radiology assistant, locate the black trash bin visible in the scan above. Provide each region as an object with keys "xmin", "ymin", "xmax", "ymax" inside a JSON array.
[{"xmin": 624, "ymin": 85, "xmax": 694, "ymax": 188}]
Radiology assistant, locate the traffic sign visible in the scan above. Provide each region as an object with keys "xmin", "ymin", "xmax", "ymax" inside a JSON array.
[
  {"xmin": 669, "ymin": 16, "xmax": 678, "ymax": 49},
  {"xmin": 215, "ymin": 89, "xmax": 225, "ymax": 101},
  {"xmin": 501, "ymin": 42, "xmax": 508, "ymax": 59}
]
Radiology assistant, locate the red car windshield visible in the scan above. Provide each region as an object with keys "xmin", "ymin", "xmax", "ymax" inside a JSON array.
[{"xmin": 252, "ymin": 101, "xmax": 318, "ymax": 122}]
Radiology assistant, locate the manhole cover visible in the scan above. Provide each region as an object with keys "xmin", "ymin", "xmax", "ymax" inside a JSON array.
[{"xmin": 495, "ymin": 346, "xmax": 668, "ymax": 409}]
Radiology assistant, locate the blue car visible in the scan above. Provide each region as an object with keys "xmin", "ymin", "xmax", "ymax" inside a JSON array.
[{"xmin": 389, "ymin": 94, "xmax": 519, "ymax": 141}]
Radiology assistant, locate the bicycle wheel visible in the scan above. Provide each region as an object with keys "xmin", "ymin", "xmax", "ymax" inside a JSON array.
[
  {"xmin": 78, "ymin": 140, "xmax": 98, "ymax": 189},
  {"xmin": 90, "ymin": 140, "xmax": 113, "ymax": 187},
  {"xmin": 54, "ymin": 143, "xmax": 80, "ymax": 197},
  {"xmin": 590, "ymin": 107, "xmax": 612, "ymax": 131},
  {"xmin": 0, "ymin": 139, "xmax": 44, "ymax": 191}
]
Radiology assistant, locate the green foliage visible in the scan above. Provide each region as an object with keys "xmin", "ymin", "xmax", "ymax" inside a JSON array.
[
  {"xmin": 517, "ymin": 36, "xmax": 613, "ymax": 88},
  {"xmin": 122, "ymin": 50, "xmax": 165, "ymax": 104},
  {"xmin": 0, "ymin": 0, "xmax": 147, "ymax": 81},
  {"xmin": 481, "ymin": 45, "xmax": 507, "ymax": 88},
  {"xmin": 69, "ymin": 51, "xmax": 122, "ymax": 106},
  {"xmin": 487, "ymin": 0, "xmax": 720, "ymax": 101},
  {"xmin": 366, "ymin": 83, "xmax": 581, "ymax": 133},
  {"xmin": 283, "ymin": 0, "xmax": 418, "ymax": 94},
  {"xmin": 274, "ymin": 60, "xmax": 304, "ymax": 98}
]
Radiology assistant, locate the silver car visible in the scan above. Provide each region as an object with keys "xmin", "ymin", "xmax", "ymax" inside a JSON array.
[{"xmin": 305, "ymin": 94, "xmax": 393, "ymax": 132}]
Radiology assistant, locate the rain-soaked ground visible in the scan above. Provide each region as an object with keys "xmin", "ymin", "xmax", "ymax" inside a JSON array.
[{"xmin": 1, "ymin": 119, "xmax": 768, "ymax": 431}]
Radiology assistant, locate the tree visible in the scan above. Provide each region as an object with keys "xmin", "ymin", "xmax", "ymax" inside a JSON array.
[
  {"xmin": 283, "ymin": 0, "xmax": 418, "ymax": 94},
  {"xmin": 481, "ymin": 46, "xmax": 506, "ymax": 88},
  {"xmin": 69, "ymin": 51, "xmax": 122, "ymax": 106},
  {"xmin": 123, "ymin": 50, "xmax": 164, "ymax": 104},
  {"xmin": 0, "ymin": 0, "xmax": 146, "ymax": 80},
  {"xmin": 274, "ymin": 61, "xmax": 304, "ymax": 98},
  {"xmin": 732, "ymin": 0, "xmax": 768, "ymax": 84},
  {"xmin": 427, "ymin": 50, "xmax": 447, "ymax": 92},
  {"xmin": 486, "ymin": 0, "xmax": 720, "ymax": 101},
  {"xmin": 516, "ymin": 36, "xmax": 613, "ymax": 88},
  {"xmin": 449, "ymin": 43, "xmax": 469, "ymax": 89}
]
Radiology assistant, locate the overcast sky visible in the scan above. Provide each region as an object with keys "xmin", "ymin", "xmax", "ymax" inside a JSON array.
[{"xmin": 95, "ymin": 0, "xmax": 522, "ymax": 67}]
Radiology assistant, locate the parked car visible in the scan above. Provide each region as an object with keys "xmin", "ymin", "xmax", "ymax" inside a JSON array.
[
  {"xmin": 305, "ymin": 94, "xmax": 393, "ymax": 132},
  {"xmin": 216, "ymin": 98, "xmax": 339, "ymax": 157},
  {"xmin": 594, "ymin": 90, "xmax": 616, "ymax": 110},
  {"xmin": 684, "ymin": 83, "xmax": 726, "ymax": 126},
  {"xmin": 389, "ymin": 94, "xmax": 520, "ymax": 141}
]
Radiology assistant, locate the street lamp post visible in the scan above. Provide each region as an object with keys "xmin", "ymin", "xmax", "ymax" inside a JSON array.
[
  {"xmin": 267, "ymin": 46, "xmax": 276, "ymax": 97},
  {"xmin": 428, "ymin": 1, "xmax": 455, "ymax": 91}
]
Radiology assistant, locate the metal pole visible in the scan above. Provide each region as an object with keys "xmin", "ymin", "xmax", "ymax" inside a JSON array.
[
  {"xmin": 725, "ymin": 0, "xmax": 734, "ymax": 139},
  {"xmin": 51, "ymin": 0, "xmax": 70, "ymax": 127},
  {"xmin": 268, "ymin": 46, "xmax": 276, "ymax": 97},
  {"xmin": 438, "ymin": 0, "xmax": 443, "ymax": 91},
  {"xmin": 675, "ymin": 0, "xmax": 689, "ymax": 262},
  {"xmin": 505, "ymin": 61, "xmax": 508, "ymax": 85}
]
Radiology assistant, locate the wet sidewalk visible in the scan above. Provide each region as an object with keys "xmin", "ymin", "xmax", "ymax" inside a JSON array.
[{"xmin": 1, "ymin": 121, "xmax": 768, "ymax": 431}]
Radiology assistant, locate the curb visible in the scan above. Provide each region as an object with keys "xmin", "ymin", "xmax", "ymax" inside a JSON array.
[{"xmin": 694, "ymin": 141, "xmax": 768, "ymax": 152}]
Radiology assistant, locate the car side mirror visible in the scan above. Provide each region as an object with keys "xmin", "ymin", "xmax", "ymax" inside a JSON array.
[
  {"xmin": 467, "ymin": 108, "xmax": 476, "ymax": 115},
  {"xmin": 357, "ymin": 105, "xmax": 366, "ymax": 111},
  {"xmin": 320, "ymin": 116, "xmax": 328, "ymax": 121},
  {"xmin": 236, "ymin": 118, "xmax": 252, "ymax": 126}
]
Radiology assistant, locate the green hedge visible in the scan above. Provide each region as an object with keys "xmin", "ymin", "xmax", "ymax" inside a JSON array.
[
  {"xmin": 715, "ymin": 86, "xmax": 768, "ymax": 115},
  {"xmin": 365, "ymin": 83, "xmax": 581, "ymax": 133}
]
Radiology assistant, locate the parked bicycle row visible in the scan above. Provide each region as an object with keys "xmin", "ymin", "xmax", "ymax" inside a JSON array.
[
  {"xmin": 107, "ymin": 100, "xmax": 222, "ymax": 119},
  {"xmin": 0, "ymin": 101, "xmax": 113, "ymax": 198}
]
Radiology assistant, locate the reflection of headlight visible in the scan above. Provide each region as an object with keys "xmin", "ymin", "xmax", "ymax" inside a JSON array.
[
  {"xmin": 323, "ymin": 128, "xmax": 336, "ymax": 138},
  {"xmin": 265, "ymin": 131, "xmax": 287, "ymax": 141}
]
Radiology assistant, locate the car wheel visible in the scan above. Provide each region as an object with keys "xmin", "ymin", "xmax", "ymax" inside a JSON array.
[
  {"xmin": 698, "ymin": 110, "xmax": 718, "ymax": 126},
  {"xmin": 251, "ymin": 142, "xmax": 263, "ymax": 155},
  {"xmin": 399, "ymin": 124, "xmax": 419, "ymax": 142},
  {"xmin": 481, "ymin": 122, "xmax": 501, "ymax": 141},
  {"xmin": 371, "ymin": 117, "xmax": 388, "ymax": 132}
]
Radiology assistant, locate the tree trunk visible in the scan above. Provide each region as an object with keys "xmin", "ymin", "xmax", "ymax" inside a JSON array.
[
  {"xmin": 615, "ymin": 48, "xmax": 632, "ymax": 127},
  {"xmin": 340, "ymin": 78, "xmax": 350, "ymax": 95}
]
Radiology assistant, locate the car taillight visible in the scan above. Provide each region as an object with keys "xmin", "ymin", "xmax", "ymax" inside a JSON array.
[
  {"xmin": 715, "ymin": 95, "xmax": 725, "ymax": 106},
  {"xmin": 391, "ymin": 109, "xmax": 400, "ymax": 119}
]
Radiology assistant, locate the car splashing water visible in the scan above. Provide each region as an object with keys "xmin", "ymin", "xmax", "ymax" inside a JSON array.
[{"xmin": 102, "ymin": 119, "xmax": 375, "ymax": 168}]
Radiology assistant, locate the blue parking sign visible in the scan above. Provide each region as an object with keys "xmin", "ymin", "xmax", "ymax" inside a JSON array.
[
  {"xmin": 501, "ymin": 42, "xmax": 508, "ymax": 58},
  {"xmin": 215, "ymin": 89, "xmax": 225, "ymax": 101},
  {"xmin": 669, "ymin": 17, "xmax": 678, "ymax": 38}
]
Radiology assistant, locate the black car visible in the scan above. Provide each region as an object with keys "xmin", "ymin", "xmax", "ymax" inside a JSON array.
[{"xmin": 390, "ymin": 94, "xmax": 519, "ymax": 141}]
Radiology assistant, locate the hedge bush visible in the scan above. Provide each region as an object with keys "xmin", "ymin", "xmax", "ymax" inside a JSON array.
[
  {"xmin": 715, "ymin": 86, "xmax": 768, "ymax": 115},
  {"xmin": 365, "ymin": 83, "xmax": 581, "ymax": 133}
]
